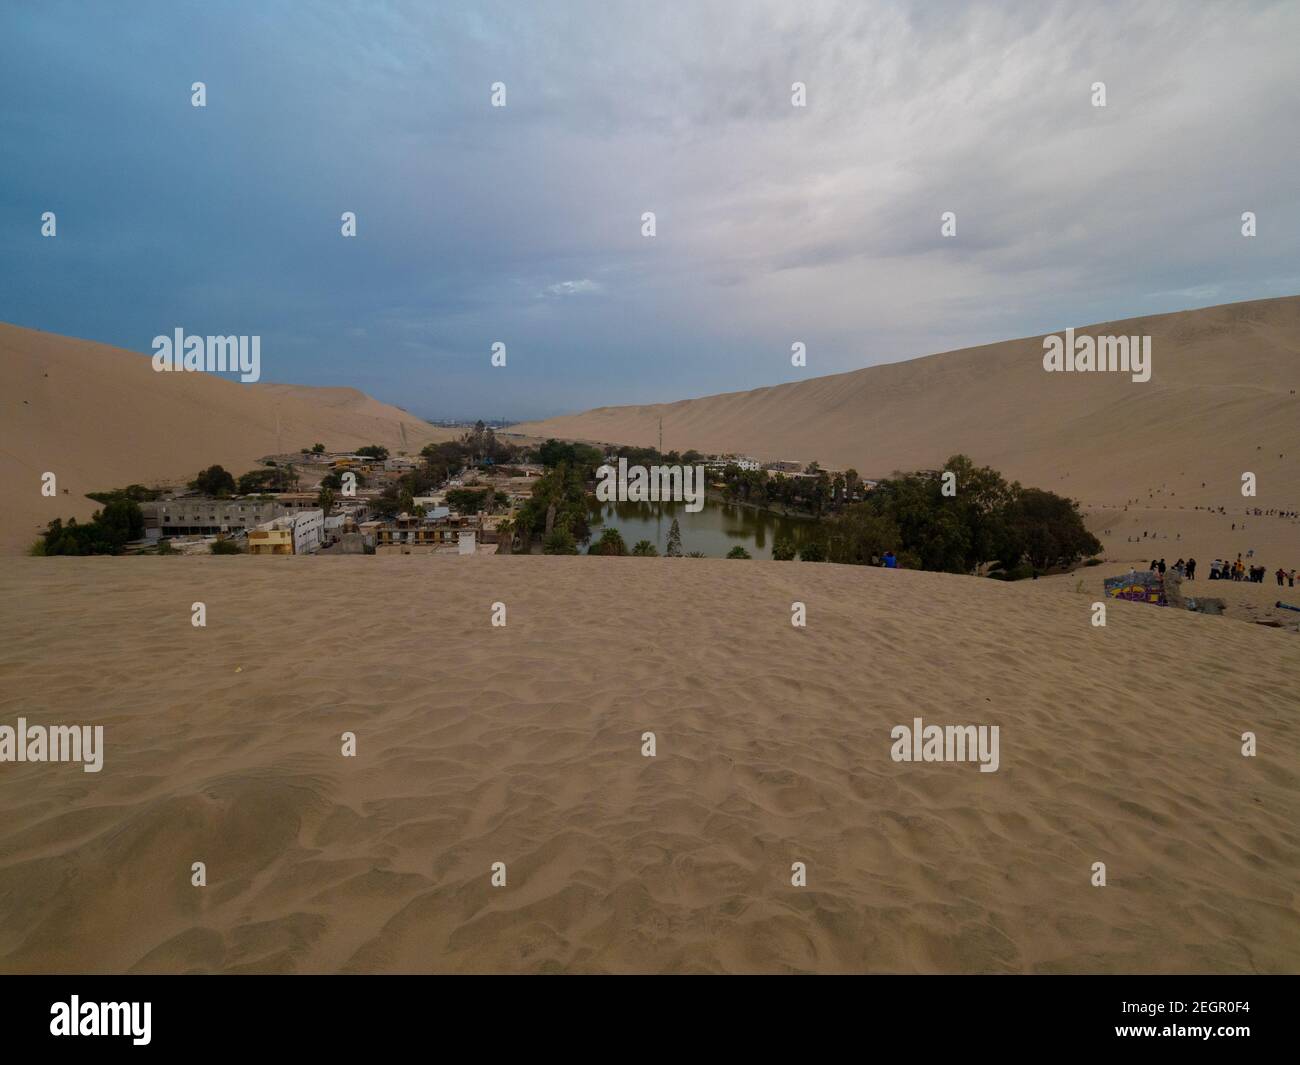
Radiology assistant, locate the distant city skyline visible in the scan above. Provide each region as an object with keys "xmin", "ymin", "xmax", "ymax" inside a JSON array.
[{"xmin": 3, "ymin": 1, "xmax": 1298, "ymax": 421}]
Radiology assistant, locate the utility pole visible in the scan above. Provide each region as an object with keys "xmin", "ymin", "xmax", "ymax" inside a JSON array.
[{"xmin": 658, "ymin": 417, "xmax": 663, "ymax": 455}]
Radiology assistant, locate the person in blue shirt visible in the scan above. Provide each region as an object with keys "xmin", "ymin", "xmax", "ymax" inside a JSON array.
[{"xmin": 883, "ymin": 550, "xmax": 897, "ymax": 568}]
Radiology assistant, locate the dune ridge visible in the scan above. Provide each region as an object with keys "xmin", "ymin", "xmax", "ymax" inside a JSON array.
[{"xmin": 516, "ymin": 296, "xmax": 1300, "ymax": 508}]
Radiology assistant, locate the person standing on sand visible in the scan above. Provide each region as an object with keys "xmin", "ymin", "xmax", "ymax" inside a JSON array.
[
  {"xmin": 1289, "ymin": 569, "xmax": 1296, "ymax": 587},
  {"xmin": 1186, "ymin": 557, "xmax": 1196, "ymax": 580},
  {"xmin": 883, "ymin": 550, "xmax": 897, "ymax": 568},
  {"xmin": 1158, "ymin": 558, "xmax": 1166, "ymax": 576},
  {"xmin": 1277, "ymin": 568, "xmax": 1286, "ymax": 586}
]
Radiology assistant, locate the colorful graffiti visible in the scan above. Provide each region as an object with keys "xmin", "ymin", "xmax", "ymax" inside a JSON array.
[{"xmin": 1104, "ymin": 570, "xmax": 1167, "ymax": 606}]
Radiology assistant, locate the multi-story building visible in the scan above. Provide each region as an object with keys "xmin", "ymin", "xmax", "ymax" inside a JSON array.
[
  {"xmin": 369, "ymin": 512, "xmax": 498, "ymax": 555},
  {"xmin": 288, "ymin": 509, "xmax": 324, "ymax": 553},
  {"xmin": 156, "ymin": 498, "xmax": 287, "ymax": 536}
]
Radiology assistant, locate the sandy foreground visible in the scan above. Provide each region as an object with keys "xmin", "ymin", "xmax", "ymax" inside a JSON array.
[{"xmin": 0, "ymin": 556, "xmax": 1296, "ymax": 974}]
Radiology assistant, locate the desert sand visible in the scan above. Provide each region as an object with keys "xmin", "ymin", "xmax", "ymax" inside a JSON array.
[
  {"xmin": 0, "ymin": 323, "xmax": 458, "ymax": 554},
  {"xmin": 0, "ymin": 556, "xmax": 1295, "ymax": 974},
  {"xmin": 516, "ymin": 296, "xmax": 1300, "ymax": 509}
]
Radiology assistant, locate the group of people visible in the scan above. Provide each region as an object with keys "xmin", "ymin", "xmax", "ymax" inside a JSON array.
[
  {"xmin": 1243, "ymin": 507, "xmax": 1299, "ymax": 519},
  {"xmin": 1151, "ymin": 555, "xmax": 1298, "ymax": 585},
  {"xmin": 1202, "ymin": 556, "xmax": 1295, "ymax": 584}
]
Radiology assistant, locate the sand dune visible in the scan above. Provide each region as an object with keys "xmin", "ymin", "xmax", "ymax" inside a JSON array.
[
  {"xmin": 0, "ymin": 324, "xmax": 457, "ymax": 553},
  {"xmin": 516, "ymin": 296, "xmax": 1300, "ymax": 510},
  {"xmin": 0, "ymin": 556, "xmax": 1295, "ymax": 974}
]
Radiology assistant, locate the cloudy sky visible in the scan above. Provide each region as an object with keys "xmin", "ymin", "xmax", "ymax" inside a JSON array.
[{"xmin": 3, "ymin": 1, "xmax": 1297, "ymax": 420}]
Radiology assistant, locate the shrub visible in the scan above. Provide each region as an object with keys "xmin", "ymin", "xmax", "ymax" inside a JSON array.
[
  {"xmin": 771, "ymin": 537, "xmax": 796, "ymax": 561},
  {"xmin": 726, "ymin": 545, "xmax": 752, "ymax": 559},
  {"xmin": 542, "ymin": 527, "xmax": 579, "ymax": 555},
  {"xmin": 591, "ymin": 528, "xmax": 629, "ymax": 556}
]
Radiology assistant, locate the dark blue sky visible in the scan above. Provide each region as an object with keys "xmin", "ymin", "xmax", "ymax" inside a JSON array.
[{"xmin": 3, "ymin": 1, "xmax": 1297, "ymax": 420}]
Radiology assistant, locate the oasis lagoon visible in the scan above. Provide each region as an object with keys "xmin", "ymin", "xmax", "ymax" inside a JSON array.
[{"xmin": 587, "ymin": 498, "xmax": 820, "ymax": 558}]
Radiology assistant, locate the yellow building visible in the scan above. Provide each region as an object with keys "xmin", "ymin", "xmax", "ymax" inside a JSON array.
[{"xmin": 248, "ymin": 527, "xmax": 293, "ymax": 554}]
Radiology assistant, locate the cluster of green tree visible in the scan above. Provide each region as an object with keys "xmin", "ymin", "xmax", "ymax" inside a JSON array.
[
  {"xmin": 446, "ymin": 488, "xmax": 494, "ymax": 513},
  {"xmin": 536, "ymin": 438, "xmax": 605, "ymax": 476},
  {"xmin": 32, "ymin": 500, "xmax": 145, "ymax": 555},
  {"xmin": 189, "ymin": 465, "xmax": 238, "ymax": 497},
  {"xmin": 460, "ymin": 421, "xmax": 517, "ymax": 465},
  {"xmin": 792, "ymin": 455, "xmax": 1100, "ymax": 578},
  {"xmin": 85, "ymin": 484, "xmax": 162, "ymax": 504},
  {"xmin": 209, "ymin": 538, "xmax": 243, "ymax": 554},
  {"xmin": 601, "ymin": 444, "xmax": 706, "ymax": 468},
  {"xmin": 356, "ymin": 445, "xmax": 389, "ymax": 460},
  {"xmin": 237, "ymin": 466, "xmax": 298, "ymax": 494},
  {"xmin": 719, "ymin": 463, "xmax": 866, "ymax": 517},
  {"xmin": 512, "ymin": 463, "xmax": 592, "ymax": 552}
]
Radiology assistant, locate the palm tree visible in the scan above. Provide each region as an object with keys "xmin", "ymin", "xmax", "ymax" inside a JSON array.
[
  {"xmin": 592, "ymin": 528, "xmax": 628, "ymax": 555},
  {"xmin": 632, "ymin": 539, "xmax": 659, "ymax": 556}
]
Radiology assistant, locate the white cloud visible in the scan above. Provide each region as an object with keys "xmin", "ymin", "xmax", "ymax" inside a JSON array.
[{"xmin": 543, "ymin": 279, "xmax": 604, "ymax": 297}]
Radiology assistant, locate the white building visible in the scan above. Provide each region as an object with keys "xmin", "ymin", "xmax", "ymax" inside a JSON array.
[
  {"xmin": 706, "ymin": 455, "xmax": 761, "ymax": 472},
  {"xmin": 289, "ymin": 509, "xmax": 324, "ymax": 553},
  {"xmin": 256, "ymin": 508, "xmax": 324, "ymax": 554}
]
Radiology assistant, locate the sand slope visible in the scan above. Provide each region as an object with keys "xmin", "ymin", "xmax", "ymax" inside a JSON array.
[
  {"xmin": 0, "ymin": 324, "xmax": 457, "ymax": 553},
  {"xmin": 516, "ymin": 296, "xmax": 1300, "ymax": 510},
  {"xmin": 0, "ymin": 557, "xmax": 1295, "ymax": 974}
]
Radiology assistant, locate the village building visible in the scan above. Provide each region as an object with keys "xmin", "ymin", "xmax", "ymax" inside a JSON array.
[
  {"xmin": 249, "ymin": 508, "xmax": 324, "ymax": 554},
  {"xmin": 153, "ymin": 498, "xmax": 287, "ymax": 537}
]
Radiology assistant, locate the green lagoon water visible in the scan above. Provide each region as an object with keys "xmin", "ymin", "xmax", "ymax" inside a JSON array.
[{"xmin": 587, "ymin": 498, "xmax": 819, "ymax": 558}]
